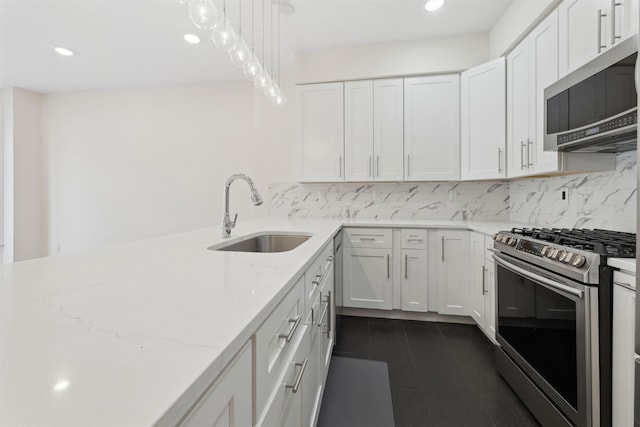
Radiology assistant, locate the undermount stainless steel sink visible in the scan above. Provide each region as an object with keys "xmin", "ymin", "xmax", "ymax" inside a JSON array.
[{"xmin": 208, "ymin": 233, "xmax": 312, "ymax": 253}]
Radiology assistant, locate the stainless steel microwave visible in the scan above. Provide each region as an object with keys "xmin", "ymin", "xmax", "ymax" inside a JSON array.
[{"xmin": 544, "ymin": 36, "xmax": 638, "ymax": 153}]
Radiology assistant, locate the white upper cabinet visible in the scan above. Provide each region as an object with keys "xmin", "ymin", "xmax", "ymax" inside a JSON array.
[
  {"xmin": 507, "ymin": 38, "xmax": 531, "ymax": 179},
  {"xmin": 460, "ymin": 57, "xmax": 506, "ymax": 180},
  {"xmin": 344, "ymin": 79, "xmax": 404, "ymax": 182},
  {"xmin": 559, "ymin": 0, "xmax": 639, "ymax": 78},
  {"xmin": 508, "ymin": 8, "xmax": 616, "ymax": 178},
  {"xmin": 373, "ymin": 79, "xmax": 404, "ymax": 181},
  {"xmin": 345, "ymin": 81, "xmax": 374, "ymax": 181},
  {"xmin": 298, "ymin": 83, "xmax": 345, "ymax": 182},
  {"xmin": 404, "ymin": 75, "xmax": 460, "ymax": 181},
  {"xmin": 528, "ymin": 9, "xmax": 564, "ymax": 176}
]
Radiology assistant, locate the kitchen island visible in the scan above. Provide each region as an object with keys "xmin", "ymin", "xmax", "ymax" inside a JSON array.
[{"xmin": 0, "ymin": 217, "xmax": 520, "ymax": 426}]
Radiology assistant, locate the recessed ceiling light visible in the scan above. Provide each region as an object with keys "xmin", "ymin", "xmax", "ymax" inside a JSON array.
[
  {"xmin": 183, "ymin": 33, "xmax": 201, "ymax": 44},
  {"xmin": 424, "ymin": 0, "xmax": 445, "ymax": 12},
  {"xmin": 53, "ymin": 46, "xmax": 74, "ymax": 57}
]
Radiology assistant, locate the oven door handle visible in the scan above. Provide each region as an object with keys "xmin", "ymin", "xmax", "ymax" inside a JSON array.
[{"xmin": 493, "ymin": 255, "xmax": 584, "ymax": 299}]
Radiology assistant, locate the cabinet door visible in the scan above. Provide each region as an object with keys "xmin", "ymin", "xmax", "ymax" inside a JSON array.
[
  {"xmin": 404, "ymin": 75, "xmax": 460, "ymax": 181},
  {"xmin": 319, "ymin": 266, "xmax": 335, "ymax": 381},
  {"xmin": 612, "ymin": 283, "xmax": 635, "ymax": 427},
  {"xmin": 343, "ymin": 247, "xmax": 392, "ymax": 310},
  {"xmin": 435, "ymin": 230, "xmax": 470, "ymax": 316},
  {"xmin": 373, "ymin": 78, "xmax": 404, "ymax": 181},
  {"xmin": 616, "ymin": 0, "xmax": 640, "ymax": 42},
  {"xmin": 345, "ymin": 81, "xmax": 374, "ymax": 182},
  {"xmin": 460, "ymin": 58, "xmax": 506, "ymax": 180},
  {"xmin": 298, "ymin": 82, "xmax": 344, "ymax": 182},
  {"xmin": 530, "ymin": 9, "xmax": 561, "ymax": 175},
  {"xmin": 469, "ymin": 232, "xmax": 486, "ymax": 327},
  {"xmin": 558, "ymin": 0, "xmax": 610, "ymax": 77},
  {"xmin": 401, "ymin": 249, "xmax": 428, "ymax": 312},
  {"xmin": 485, "ymin": 258, "xmax": 496, "ymax": 341},
  {"xmin": 180, "ymin": 342, "xmax": 252, "ymax": 427},
  {"xmin": 507, "ymin": 39, "xmax": 532, "ymax": 178}
]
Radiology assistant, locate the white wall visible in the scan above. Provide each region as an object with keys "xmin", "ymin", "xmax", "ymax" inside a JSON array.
[
  {"xmin": 295, "ymin": 33, "xmax": 490, "ymax": 84},
  {"xmin": 41, "ymin": 80, "xmax": 293, "ymax": 254},
  {"xmin": 1, "ymin": 87, "xmax": 44, "ymax": 263},
  {"xmin": 1, "ymin": 89, "xmax": 12, "ymax": 264},
  {"xmin": 489, "ymin": 0, "xmax": 560, "ymax": 58},
  {"xmin": 13, "ymin": 88, "xmax": 44, "ymax": 261}
]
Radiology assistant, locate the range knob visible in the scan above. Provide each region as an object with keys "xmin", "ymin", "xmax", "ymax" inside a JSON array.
[
  {"xmin": 493, "ymin": 233, "xmax": 500, "ymax": 241},
  {"xmin": 572, "ymin": 255, "xmax": 586, "ymax": 268},
  {"xmin": 540, "ymin": 246, "xmax": 552, "ymax": 257},
  {"xmin": 507, "ymin": 237, "xmax": 517, "ymax": 247},
  {"xmin": 556, "ymin": 250, "xmax": 567, "ymax": 261},
  {"xmin": 549, "ymin": 248, "xmax": 561, "ymax": 259},
  {"xmin": 562, "ymin": 252, "xmax": 575, "ymax": 264}
]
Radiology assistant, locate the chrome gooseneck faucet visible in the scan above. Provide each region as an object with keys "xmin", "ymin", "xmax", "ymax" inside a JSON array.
[{"xmin": 222, "ymin": 174, "xmax": 263, "ymax": 238}]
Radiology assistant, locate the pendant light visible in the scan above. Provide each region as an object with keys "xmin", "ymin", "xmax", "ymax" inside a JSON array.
[
  {"xmin": 272, "ymin": 0, "xmax": 286, "ymax": 107},
  {"xmin": 187, "ymin": 0, "xmax": 218, "ymax": 30},
  {"xmin": 254, "ymin": 0, "xmax": 271, "ymax": 90},
  {"xmin": 211, "ymin": 0, "xmax": 237, "ymax": 52},
  {"xmin": 243, "ymin": 0, "xmax": 262, "ymax": 81},
  {"xmin": 229, "ymin": 0, "xmax": 251, "ymax": 67}
]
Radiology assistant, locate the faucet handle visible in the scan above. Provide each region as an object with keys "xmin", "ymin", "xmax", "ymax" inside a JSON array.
[{"xmin": 232, "ymin": 213, "xmax": 238, "ymax": 227}]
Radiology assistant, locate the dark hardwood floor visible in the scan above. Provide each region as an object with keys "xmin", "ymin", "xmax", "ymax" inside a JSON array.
[{"xmin": 330, "ymin": 315, "xmax": 540, "ymax": 427}]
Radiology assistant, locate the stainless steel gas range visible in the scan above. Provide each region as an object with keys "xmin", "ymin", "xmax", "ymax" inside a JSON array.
[{"xmin": 492, "ymin": 228, "xmax": 636, "ymax": 427}]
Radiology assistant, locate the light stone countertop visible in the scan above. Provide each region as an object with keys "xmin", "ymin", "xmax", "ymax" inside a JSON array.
[{"xmin": 0, "ymin": 217, "xmax": 622, "ymax": 426}]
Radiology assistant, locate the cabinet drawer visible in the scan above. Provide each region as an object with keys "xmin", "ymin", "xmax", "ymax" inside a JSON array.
[
  {"xmin": 255, "ymin": 277, "xmax": 305, "ymax": 418},
  {"xmin": 180, "ymin": 341, "xmax": 252, "ymax": 427},
  {"xmin": 614, "ymin": 270, "xmax": 636, "ymax": 291},
  {"xmin": 256, "ymin": 322, "xmax": 311, "ymax": 427},
  {"xmin": 344, "ymin": 228, "xmax": 392, "ymax": 249},
  {"xmin": 401, "ymin": 229, "xmax": 427, "ymax": 249},
  {"xmin": 304, "ymin": 242, "xmax": 334, "ymax": 315}
]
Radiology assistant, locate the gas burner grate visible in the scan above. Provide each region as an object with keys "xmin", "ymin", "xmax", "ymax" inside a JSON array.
[{"xmin": 509, "ymin": 227, "xmax": 636, "ymax": 257}]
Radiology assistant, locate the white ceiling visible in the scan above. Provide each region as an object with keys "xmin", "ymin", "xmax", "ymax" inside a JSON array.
[{"xmin": 0, "ymin": 0, "xmax": 514, "ymax": 93}]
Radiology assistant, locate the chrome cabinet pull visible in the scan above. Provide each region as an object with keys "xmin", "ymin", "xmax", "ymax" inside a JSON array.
[
  {"xmin": 279, "ymin": 316, "xmax": 302, "ymax": 342},
  {"xmin": 387, "ymin": 254, "xmax": 390, "ymax": 278},
  {"xmin": 312, "ymin": 274, "xmax": 322, "ymax": 287},
  {"xmin": 407, "ymin": 154, "xmax": 411, "ymax": 177},
  {"xmin": 611, "ymin": 0, "xmax": 622, "ymax": 45},
  {"xmin": 359, "ymin": 237, "xmax": 376, "ymax": 241},
  {"xmin": 405, "ymin": 254, "xmax": 408, "ymax": 279},
  {"xmin": 527, "ymin": 140, "xmax": 533, "ymax": 167},
  {"xmin": 318, "ymin": 292, "xmax": 329, "ymax": 326},
  {"xmin": 376, "ymin": 155, "xmax": 380, "ymax": 177},
  {"xmin": 406, "ymin": 238, "xmax": 423, "ymax": 243},
  {"xmin": 441, "ymin": 236, "xmax": 445, "ymax": 261},
  {"xmin": 482, "ymin": 266, "xmax": 487, "ymax": 295},
  {"xmin": 286, "ymin": 359, "xmax": 308, "ymax": 393},
  {"xmin": 368, "ymin": 155, "xmax": 372, "ymax": 177},
  {"xmin": 339, "ymin": 156, "xmax": 343, "ymax": 177},
  {"xmin": 325, "ymin": 255, "xmax": 334, "ymax": 270},
  {"xmin": 598, "ymin": 9, "xmax": 607, "ymax": 53},
  {"xmin": 520, "ymin": 141, "xmax": 526, "ymax": 170},
  {"xmin": 497, "ymin": 147, "xmax": 503, "ymax": 173},
  {"xmin": 325, "ymin": 291, "xmax": 332, "ymax": 338}
]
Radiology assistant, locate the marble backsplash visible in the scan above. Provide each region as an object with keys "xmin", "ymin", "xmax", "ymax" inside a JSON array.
[
  {"xmin": 268, "ymin": 181, "xmax": 510, "ymax": 221},
  {"xmin": 509, "ymin": 151, "xmax": 637, "ymax": 232},
  {"xmin": 269, "ymin": 151, "xmax": 637, "ymax": 232}
]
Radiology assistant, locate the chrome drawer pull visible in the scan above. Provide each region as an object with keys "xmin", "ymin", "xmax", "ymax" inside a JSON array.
[
  {"xmin": 318, "ymin": 293, "xmax": 329, "ymax": 326},
  {"xmin": 406, "ymin": 238, "xmax": 424, "ymax": 242},
  {"xmin": 279, "ymin": 316, "xmax": 302, "ymax": 342},
  {"xmin": 326, "ymin": 290, "xmax": 331, "ymax": 338},
  {"xmin": 359, "ymin": 237, "xmax": 376, "ymax": 241},
  {"xmin": 286, "ymin": 359, "xmax": 308, "ymax": 393},
  {"xmin": 312, "ymin": 274, "xmax": 323, "ymax": 287}
]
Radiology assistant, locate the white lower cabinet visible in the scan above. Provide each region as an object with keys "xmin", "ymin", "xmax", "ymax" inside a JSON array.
[
  {"xmin": 612, "ymin": 274, "xmax": 635, "ymax": 427},
  {"xmin": 401, "ymin": 249, "xmax": 428, "ymax": 312},
  {"xmin": 179, "ymin": 341, "xmax": 252, "ymax": 427},
  {"xmin": 344, "ymin": 247, "xmax": 392, "ymax": 310},
  {"xmin": 257, "ymin": 324, "xmax": 311, "ymax": 427},
  {"xmin": 435, "ymin": 230, "xmax": 470, "ymax": 316},
  {"xmin": 469, "ymin": 232, "xmax": 495, "ymax": 341}
]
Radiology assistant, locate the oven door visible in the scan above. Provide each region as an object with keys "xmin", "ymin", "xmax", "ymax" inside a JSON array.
[{"xmin": 494, "ymin": 252, "xmax": 599, "ymax": 427}]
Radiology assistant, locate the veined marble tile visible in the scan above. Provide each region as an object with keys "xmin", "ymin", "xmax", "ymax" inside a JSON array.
[
  {"xmin": 269, "ymin": 152, "xmax": 637, "ymax": 232},
  {"xmin": 509, "ymin": 152, "xmax": 637, "ymax": 232},
  {"xmin": 269, "ymin": 181, "xmax": 510, "ymax": 221}
]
